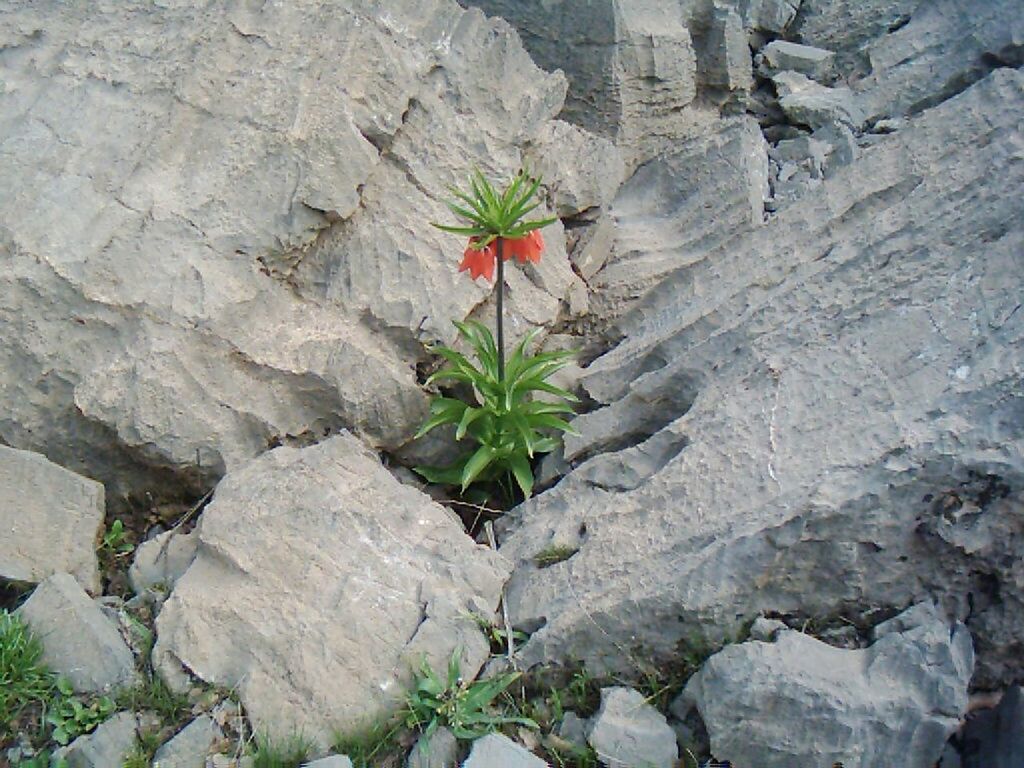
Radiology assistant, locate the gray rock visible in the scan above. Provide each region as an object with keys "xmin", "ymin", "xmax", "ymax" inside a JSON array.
[
  {"xmin": 773, "ymin": 71, "xmax": 865, "ymax": 130},
  {"xmin": 0, "ymin": 0, "xmax": 582, "ymax": 504},
  {"xmin": 587, "ymin": 687, "xmax": 677, "ymax": 768},
  {"xmin": 558, "ymin": 712, "xmax": 589, "ymax": 748},
  {"xmin": 153, "ymin": 433, "xmax": 510, "ymax": 749},
  {"xmin": 739, "ymin": 0, "xmax": 800, "ymax": 35},
  {"xmin": 302, "ymin": 757, "xmax": 354, "ymax": 768},
  {"xmin": 498, "ymin": 69, "xmax": 1024, "ymax": 687},
  {"xmin": 17, "ymin": 573, "xmax": 138, "ymax": 693},
  {"xmin": 129, "ymin": 529, "xmax": 199, "ymax": 596},
  {"xmin": 461, "ymin": 733, "xmax": 548, "ymax": 768},
  {"xmin": 682, "ymin": 603, "xmax": 974, "ymax": 768},
  {"xmin": 759, "ymin": 40, "xmax": 835, "ymax": 81},
  {"xmin": 693, "ymin": 4, "xmax": 752, "ymax": 96},
  {"xmin": 152, "ymin": 715, "xmax": 221, "ymax": 768},
  {"xmin": 58, "ymin": 711, "xmax": 139, "ymax": 768},
  {"xmin": 748, "ymin": 616, "xmax": 787, "ymax": 642},
  {"xmin": 960, "ymin": 686, "xmax": 1024, "ymax": 768},
  {"xmin": 0, "ymin": 445, "xmax": 103, "ymax": 593},
  {"xmin": 407, "ymin": 726, "xmax": 458, "ymax": 768}
]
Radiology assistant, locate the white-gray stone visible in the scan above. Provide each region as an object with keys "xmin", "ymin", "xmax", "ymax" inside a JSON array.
[
  {"xmin": 739, "ymin": 0, "xmax": 800, "ymax": 34},
  {"xmin": 17, "ymin": 573, "xmax": 138, "ymax": 693},
  {"xmin": 0, "ymin": 445, "xmax": 103, "ymax": 593},
  {"xmin": 152, "ymin": 715, "xmax": 221, "ymax": 768},
  {"xmin": 498, "ymin": 69, "xmax": 1024, "ymax": 689},
  {"xmin": 408, "ymin": 726, "xmax": 458, "ymax": 768},
  {"xmin": 773, "ymin": 71, "xmax": 865, "ymax": 130},
  {"xmin": 461, "ymin": 733, "xmax": 548, "ymax": 768},
  {"xmin": 153, "ymin": 433, "xmax": 510, "ymax": 749},
  {"xmin": 57, "ymin": 712, "xmax": 140, "ymax": 768},
  {"xmin": 129, "ymin": 529, "xmax": 199, "ymax": 596},
  {"xmin": 682, "ymin": 603, "xmax": 974, "ymax": 768},
  {"xmin": 587, "ymin": 687, "xmax": 677, "ymax": 768},
  {"xmin": 759, "ymin": 40, "xmax": 835, "ymax": 81},
  {"xmin": 302, "ymin": 756, "xmax": 354, "ymax": 768},
  {"xmin": 748, "ymin": 616, "xmax": 787, "ymax": 642}
]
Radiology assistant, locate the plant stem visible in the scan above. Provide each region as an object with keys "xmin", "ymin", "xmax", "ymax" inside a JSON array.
[{"xmin": 495, "ymin": 237, "xmax": 506, "ymax": 382}]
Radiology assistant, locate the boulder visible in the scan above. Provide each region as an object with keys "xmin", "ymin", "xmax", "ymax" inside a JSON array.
[
  {"xmin": 0, "ymin": 445, "xmax": 103, "ymax": 593},
  {"xmin": 681, "ymin": 603, "xmax": 974, "ymax": 768},
  {"xmin": 461, "ymin": 733, "xmax": 549, "ymax": 768},
  {"xmin": 498, "ymin": 69, "xmax": 1024, "ymax": 687},
  {"xmin": 960, "ymin": 686, "xmax": 1024, "ymax": 768},
  {"xmin": 153, "ymin": 433, "xmax": 510, "ymax": 748},
  {"xmin": 58, "ymin": 712, "xmax": 141, "ymax": 768},
  {"xmin": 773, "ymin": 71, "xmax": 865, "ymax": 129},
  {"xmin": 587, "ymin": 687, "xmax": 677, "ymax": 768},
  {"xmin": 758, "ymin": 40, "xmax": 835, "ymax": 81},
  {"xmin": 152, "ymin": 715, "xmax": 221, "ymax": 768},
  {"xmin": 17, "ymin": 573, "xmax": 138, "ymax": 693},
  {"xmin": 0, "ymin": 0, "xmax": 584, "ymax": 504}
]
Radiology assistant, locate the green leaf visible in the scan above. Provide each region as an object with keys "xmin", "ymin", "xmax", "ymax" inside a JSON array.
[
  {"xmin": 414, "ymin": 398, "xmax": 468, "ymax": 438},
  {"xmin": 446, "ymin": 649, "xmax": 461, "ymax": 689},
  {"xmin": 454, "ymin": 406, "xmax": 485, "ymax": 441},
  {"xmin": 460, "ymin": 444, "xmax": 498, "ymax": 491},
  {"xmin": 413, "ymin": 460, "xmax": 469, "ymax": 486},
  {"xmin": 514, "ymin": 378, "xmax": 580, "ymax": 402},
  {"xmin": 431, "ymin": 222, "xmax": 491, "ymax": 236},
  {"xmin": 526, "ymin": 413, "xmax": 579, "ymax": 435},
  {"xmin": 509, "ymin": 453, "xmax": 534, "ymax": 498}
]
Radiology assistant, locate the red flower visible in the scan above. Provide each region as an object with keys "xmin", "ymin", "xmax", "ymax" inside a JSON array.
[
  {"xmin": 503, "ymin": 230, "xmax": 544, "ymax": 264},
  {"xmin": 459, "ymin": 238, "xmax": 496, "ymax": 281}
]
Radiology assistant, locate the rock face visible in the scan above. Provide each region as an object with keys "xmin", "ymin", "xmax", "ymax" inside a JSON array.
[
  {"xmin": 153, "ymin": 433, "xmax": 510, "ymax": 748},
  {"xmin": 500, "ymin": 68, "xmax": 1024, "ymax": 687},
  {"xmin": 960, "ymin": 686, "xmax": 1024, "ymax": 768},
  {"xmin": 18, "ymin": 573, "xmax": 139, "ymax": 693},
  {"xmin": 682, "ymin": 603, "xmax": 974, "ymax": 768},
  {"xmin": 0, "ymin": 445, "xmax": 104, "ymax": 593},
  {"xmin": 0, "ymin": 0, "xmax": 587, "ymax": 504}
]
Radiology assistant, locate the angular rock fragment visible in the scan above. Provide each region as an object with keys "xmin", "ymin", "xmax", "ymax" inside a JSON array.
[
  {"xmin": 57, "ymin": 712, "xmax": 141, "ymax": 768},
  {"xmin": 587, "ymin": 687, "xmax": 677, "ymax": 768},
  {"xmin": 152, "ymin": 715, "xmax": 221, "ymax": 768},
  {"xmin": 18, "ymin": 573, "xmax": 138, "ymax": 693},
  {"xmin": 129, "ymin": 529, "xmax": 199, "ymax": 596},
  {"xmin": 153, "ymin": 434, "xmax": 510, "ymax": 748},
  {"xmin": 773, "ymin": 71, "xmax": 865, "ymax": 129},
  {"xmin": 462, "ymin": 733, "xmax": 549, "ymax": 768},
  {"xmin": 681, "ymin": 603, "xmax": 974, "ymax": 768},
  {"xmin": 0, "ymin": 445, "xmax": 103, "ymax": 593},
  {"xmin": 759, "ymin": 40, "xmax": 835, "ymax": 81}
]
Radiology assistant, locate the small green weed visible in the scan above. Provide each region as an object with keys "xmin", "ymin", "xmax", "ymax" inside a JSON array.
[
  {"xmin": 45, "ymin": 679, "xmax": 115, "ymax": 746},
  {"xmin": 404, "ymin": 650, "xmax": 536, "ymax": 745},
  {"xmin": 545, "ymin": 740, "xmax": 599, "ymax": 768},
  {"xmin": 332, "ymin": 719, "xmax": 406, "ymax": 768},
  {"xmin": 533, "ymin": 545, "xmax": 579, "ymax": 568},
  {"xmin": 0, "ymin": 610, "xmax": 55, "ymax": 742},
  {"xmin": 250, "ymin": 734, "xmax": 312, "ymax": 768},
  {"xmin": 13, "ymin": 749, "xmax": 68, "ymax": 768},
  {"xmin": 115, "ymin": 674, "xmax": 190, "ymax": 727},
  {"xmin": 467, "ymin": 613, "xmax": 529, "ymax": 656}
]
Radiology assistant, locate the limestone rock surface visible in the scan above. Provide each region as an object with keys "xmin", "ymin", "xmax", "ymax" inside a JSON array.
[
  {"xmin": 500, "ymin": 69, "xmax": 1024, "ymax": 687},
  {"xmin": 461, "ymin": 733, "xmax": 549, "ymax": 768},
  {"xmin": 0, "ymin": 0, "xmax": 586, "ymax": 503},
  {"xmin": 960, "ymin": 686, "xmax": 1024, "ymax": 768},
  {"xmin": 153, "ymin": 433, "xmax": 510, "ymax": 748},
  {"xmin": 57, "ymin": 712, "xmax": 142, "ymax": 768},
  {"xmin": 0, "ymin": 445, "xmax": 103, "ymax": 593},
  {"xmin": 18, "ymin": 572, "xmax": 139, "ymax": 693},
  {"xmin": 682, "ymin": 603, "xmax": 974, "ymax": 768},
  {"xmin": 587, "ymin": 687, "xmax": 677, "ymax": 768},
  {"xmin": 152, "ymin": 715, "xmax": 221, "ymax": 768}
]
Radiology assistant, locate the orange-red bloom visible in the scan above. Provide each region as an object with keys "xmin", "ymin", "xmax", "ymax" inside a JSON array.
[
  {"xmin": 459, "ymin": 238, "xmax": 496, "ymax": 281},
  {"xmin": 503, "ymin": 230, "xmax": 544, "ymax": 264}
]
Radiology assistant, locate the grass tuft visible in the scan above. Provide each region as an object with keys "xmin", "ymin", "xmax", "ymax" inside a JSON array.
[{"xmin": 0, "ymin": 610, "xmax": 55, "ymax": 743}]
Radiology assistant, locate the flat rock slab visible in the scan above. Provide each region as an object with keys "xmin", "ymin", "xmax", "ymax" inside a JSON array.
[
  {"xmin": 18, "ymin": 572, "xmax": 138, "ymax": 693},
  {"xmin": 152, "ymin": 715, "xmax": 221, "ymax": 768},
  {"xmin": 461, "ymin": 733, "xmax": 549, "ymax": 768},
  {"xmin": 153, "ymin": 433, "xmax": 510, "ymax": 748},
  {"xmin": 0, "ymin": 445, "xmax": 103, "ymax": 593},
  {"xmin": 58, "ymin": 711, "xmax": 140, "ymax": 768},
  {"xmin": 682, "ymin": 603, "xmax": 974, "ymax": 768},
  {"xmin": 587, "ymin": 687, "xmax": 677, "ymax": 768}
]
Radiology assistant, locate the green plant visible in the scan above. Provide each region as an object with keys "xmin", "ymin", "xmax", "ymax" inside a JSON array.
[
  {"xmin": 533, "ymin": 545, "xmax": 579, "ymax": 568},
  {"xmin": 0, "ymin": 610, "xmax": 55, "ymax": 740},
  {"xmin": 45, "ymin": 679, "xmax": 115, "ymax": 746},
  {"xmin": 332, "ymin": 720, "xmax": 405, "ymax": 768},
  {"xmin": 415, "ymin": 321, "xmax": 578, "ymax": 498},
  {"xmin": 100, "ymin": 519, "xmax": 133, "ymax": 557},
  {"xmin": 13, "ymin": 749, "xmax": 68, "ymax": 768},
  {"xmin": 250, "ymin": 734, "xmax": 312, "ymax": 768},
  {"xmin": 115, "ymin": 674, "xmax": 190, "ymax": 727},
  {"xmin": 467, "ymin": 613, "xmax": 529, "ymax": 655},
  {"xmin": 404, "ymin": 650, "xmax": 536, "ymax": 744}
]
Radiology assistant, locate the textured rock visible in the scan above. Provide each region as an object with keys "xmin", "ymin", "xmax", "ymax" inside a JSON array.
[
  {"xmin": 587, "ymin": 687, "xmax": 677, "ymax": 768},
  {"xmin": 0, "ymin": 445, "xmax": 103, "ymax": 593},
  {"xmin": 682, "ymin": 603, "xmax": 974, "ymax": 768},
  {"xmin": 758, "ymin": 40, "xmax": 835, "ymax": 80},
  {"xmin": 740, "ymin": 0, "xmax": 800, "ymax": 35},
  {"xmin": 18, "ymin": 573, "xmax": 138, "ymax": 693},
  {"xmin": 499, "ymin": 69, "xmax": 1024, "ymax": 686},
  {"xmin": 129, "ymin": 529, "xmax": 199, "ymax": 596},
  {"xmin": 302, "ymin": 757, "xmax": 354, "ymax": 768},
  {"xmin": 153, "ymin": 433, "xmax": 510, "ymax": 748},
  {"xmin": 58, "ymin": 712, "xmax": 141, "ymax": 768},
  {"xmin": 152, "ymin": 715, "xmax": 221, "ymax": 768},
  {"xmin": 773, "ymin": 71, "xmax": 864, "ymax": 129},
  {"xmin": 407, "ymin": 726, "xmax": 458, "ymax": 768},
  {"xmin": 587, "ymin": 116, "xmax": 768, "ymax": 325},
  {"xmin": 0, "ymin": 0, "xmax": 584, "ymax": 503},
  {"xmin": 960, "ymin": 686, "xmax": 1024, "ymax": 768},
  {"xmin": 461, "ymin": 733, "xmax": 549, "ymax": 768}
]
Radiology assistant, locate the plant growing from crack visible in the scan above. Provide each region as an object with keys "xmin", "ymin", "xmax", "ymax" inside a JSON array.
[{"xmin": 416, "ymin": 170, "xmax": 578, "ymax": 499}]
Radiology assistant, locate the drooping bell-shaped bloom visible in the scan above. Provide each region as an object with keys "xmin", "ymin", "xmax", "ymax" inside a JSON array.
[
  {"xmin": 458, "ymin": 238, "xmax": 497, "ymax": 281},
  {"xmin": 503, "ymin": 229, "xmax": 544, "ymax": 264}
]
